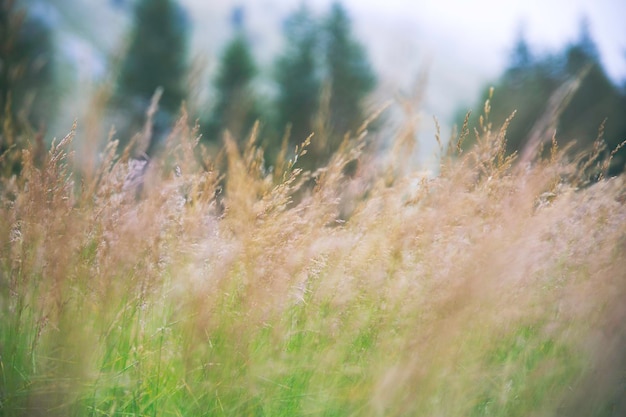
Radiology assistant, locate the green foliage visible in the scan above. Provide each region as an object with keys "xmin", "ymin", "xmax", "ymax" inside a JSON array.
[
  {"xmin": 204, "ymin": 31, "xmax": 260, "ymax": 143},
  {"xmin": 271, "ymin": 2, "xmax": 376, "ymax": 169},
  {"xmin": 459, "ymin": 20, "xmax": 626, "ymax": 175},
  {"xmin": 0, "ymin": 0, "xmax": 55, "ymax": 175},
  {"xmin": 323, "ymin": 2, "xmax": 376, "ymax": 139},
  {"xmin": 113, "ymin": 0, "xmax": 189, "ymax": 152},
  {"xmin": 273, "ymin": 5, "xmax": 321, "ymax": 147},
  {"xmin": 199, "ymin": 2, "xmax": 376, "ymax": 170}
]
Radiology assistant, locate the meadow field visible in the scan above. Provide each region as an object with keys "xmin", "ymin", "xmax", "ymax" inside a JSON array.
[{"xmin": 1, "ymin": 100, "xmax": 625, "ymax": 416}]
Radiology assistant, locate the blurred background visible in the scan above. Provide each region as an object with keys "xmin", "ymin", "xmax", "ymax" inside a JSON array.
[{"xmin": 3, "ymin": 0, "xmax": 626, "ymax": 173}]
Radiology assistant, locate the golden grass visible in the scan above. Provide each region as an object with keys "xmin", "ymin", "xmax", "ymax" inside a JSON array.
[{"xmin": 0, "ymin": 96, "xmax": 625, "ymax": 416}]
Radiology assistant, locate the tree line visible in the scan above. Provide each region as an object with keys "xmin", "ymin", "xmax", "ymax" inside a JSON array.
[
  {"xmin": 458, "ymin": 20, "xmax": 626, "ymax": 177},
  {"xmin": 0, "ymin": 0, "xmax": 376, "ymax": 174},
  {"xmin": 2, "ymin": 0, "xmax": 625, "ymax": 178},
  {"xmin": 112, "ymin": 0, "xmax": 376, "ymax": 170}
]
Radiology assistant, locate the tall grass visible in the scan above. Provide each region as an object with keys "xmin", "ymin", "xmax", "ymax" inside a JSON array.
[{"xmin": 1, "ymin": 96, "xmax": 625, "ymax": 417}]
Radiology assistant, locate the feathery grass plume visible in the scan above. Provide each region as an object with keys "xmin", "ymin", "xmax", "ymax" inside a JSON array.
[
  {"xmin": 455, "ymin": 110, "xmax": 472, "ymax": 155},
  {"xmin": 601, "ymin": 138, "xmax": 626, "ymax": 180}
]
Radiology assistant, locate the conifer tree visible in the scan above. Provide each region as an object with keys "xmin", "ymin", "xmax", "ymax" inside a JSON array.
[
  {"xmin": 558, "ymin": 20, "xmax": 626, "ymax": 175},
  {"xmin": 506, "ymin": 29, "xmax": 534, "ymax": 87},
  {"xmin": 488, "ymin": 30, "xmax": 562, "ymax": 154},
  {"xmin": 274, "ymin": 5, "xmax": 320, "ymax": 145},
  {"xmin": 323, "ymin": 2, "xmax": 376, "ymax": 138},
  {"xmin": 271, "ymin": 2, "xmax": 376, "ymax": 168},
  {"xmin": 0, "ymin": 0, "xmax": 55, "ymax": 128},
  {"xmin": 0, "ymin": 0, "xmax": 55, "ymax": 175},
  {"xmin": 113, "ymin": 0, "xmax": 189, "ymax": 153},
  {"xmin": 205, "ymin": 11, "xmax": 259, "ymax": 143},
  {"xmin": 564, "ymin": 18, "xmax": 599, "ymax": 74},
  {"xmin": 458, "ymin": 18, "xmax": 626, "ymax": 176}
]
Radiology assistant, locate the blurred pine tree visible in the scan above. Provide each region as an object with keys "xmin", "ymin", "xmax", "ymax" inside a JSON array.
[
  {"xmin": 274, "ymin": 4, "xmax": 320, "ymax": 149},
  {"xmin": 113, "ymin": 0, "xmax": 189, "ymax": 155},
  {"xmin": 458, "ymin": 19, "xmax": 626, "ymax": 176},
  {"xmin": 203, "ymin": 7, "xmax": 259, "ymax": 144},
  {"xmin": 323, "ymin": 2, "xmax": 376, "ymax": 139},
  {"xmin": 271, "ymin": 2, "xmax": 376, "ymax": 169},
  {"xmin": 0, "ymin": 0, "xmax": 56, "ymax": 175},
  {"xmin": 275, "ymin": 5, "xmax": 321, "ymax": 144}
]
